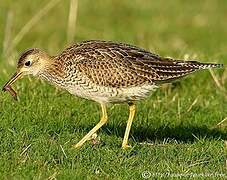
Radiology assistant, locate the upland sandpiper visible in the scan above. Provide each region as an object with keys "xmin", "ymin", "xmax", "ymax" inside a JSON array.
[{"xmin": 2, "ymin": 40, "xmax": 223, "ymax": 149}]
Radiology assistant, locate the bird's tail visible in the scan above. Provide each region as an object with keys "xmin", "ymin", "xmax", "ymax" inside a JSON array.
[
  {"xmin": 153, "ymin": 59, "xmax": 224, "ymax": 83},
  {"xmin": 176, "ymin": 60, "xmax": 224, "ymax": 69}
]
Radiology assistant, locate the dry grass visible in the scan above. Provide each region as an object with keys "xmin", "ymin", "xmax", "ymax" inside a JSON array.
[
  {"xmin": 209, "ymin": 69, "xmax": 227, "ymax": 99},
  {"xmin": 67, "ymin": 0, "xmax": 78, "ymax": 43},
  {"xmin": 8, "ymin": 0, "xmax": 61, "ymax": 58},
  {"xmin": 3, "ymin": 11, "xmax": 13, "ymax": 58}
]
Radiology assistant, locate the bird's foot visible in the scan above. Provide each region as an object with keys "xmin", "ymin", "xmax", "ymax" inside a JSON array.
[
  {"xmin": 73, "ymin": 143, "xmax": 82, "ymax": 149},
  {"xmin": 122, "ymin": 144, "xmax": 131, "ymax": 149},
  {"xmin": 73, "ymin": 133, "xmax": 98, "ymax": 149}
]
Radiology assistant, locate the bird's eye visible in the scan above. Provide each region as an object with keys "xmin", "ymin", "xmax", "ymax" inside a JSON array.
[{"xmin": 25, "ymin": 61, "xmax": 31, "ymax": 66}]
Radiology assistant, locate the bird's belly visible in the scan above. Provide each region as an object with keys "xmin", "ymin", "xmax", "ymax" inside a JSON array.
[
  {"xmin": 108, "ymin": 84, "xmax": 158, "ymax": 103},
  {"xmin": 66, "ymin": 83, "xmax": 158, "ymax": 104}
]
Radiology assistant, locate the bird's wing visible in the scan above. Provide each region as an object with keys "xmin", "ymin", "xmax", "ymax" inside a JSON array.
[{"xmin": 58, "ymin": 40, "xmax": 211, "ymax": 88}]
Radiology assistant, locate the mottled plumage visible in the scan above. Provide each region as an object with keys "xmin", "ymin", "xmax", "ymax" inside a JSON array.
[
  {"xmin": 57, "ymin": 40, "xmax": 222, "ymax": 85},
  {"xmin": 3, "ymin": 40, "xmax": 223, "ymax": 148},
  {"xmin": 39, "ymin": 40, "xmax": 221, "ymax": 103}
]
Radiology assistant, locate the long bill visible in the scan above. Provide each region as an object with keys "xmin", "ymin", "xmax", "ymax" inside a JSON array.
[{"xmin": 2, "ymin": 72, "xmax": 23, "ymax": 91}]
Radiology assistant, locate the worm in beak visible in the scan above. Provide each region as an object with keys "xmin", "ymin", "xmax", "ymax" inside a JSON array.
[{"xmin": 2, "ymin": 72, "xmax": 23, "ymax": 100}]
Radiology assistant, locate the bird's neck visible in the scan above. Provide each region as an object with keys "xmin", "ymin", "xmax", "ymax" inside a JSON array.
[{"xmin": 38, "ymin": 57, "xmax": 65, "ymax": 86}]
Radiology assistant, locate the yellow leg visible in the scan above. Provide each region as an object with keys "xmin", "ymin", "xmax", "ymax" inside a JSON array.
[
  {"xmin": 122, "ymin": 103, "xmax": 136, "ymax": 149},
  {"xmin": 73, "ymin": 103, "xmax": 107, "ymax": 148}
]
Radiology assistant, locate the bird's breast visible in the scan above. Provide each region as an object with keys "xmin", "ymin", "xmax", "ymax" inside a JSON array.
[
  {"xmin": 39, "ymin": 69, "xmax": 158, "ymax": 103},
  {"xmin": 64, "ymin": 73, "xmax": 158, "ymax": 103}
]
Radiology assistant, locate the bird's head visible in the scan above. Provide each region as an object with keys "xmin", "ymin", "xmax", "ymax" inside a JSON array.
[{"xmin": 3, "ymin": 48, "xmax": 52, "ymax": 89}]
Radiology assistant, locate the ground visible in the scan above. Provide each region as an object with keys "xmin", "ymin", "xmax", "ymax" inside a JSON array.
[{"xmin": 0, "ymin": 0, "xmax": 227, "ymax": 179}]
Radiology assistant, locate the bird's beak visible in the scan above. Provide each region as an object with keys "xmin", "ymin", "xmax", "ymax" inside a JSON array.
[{"xmin": 2, "ymin": 71, "xmax": 23, "ymax": 91}]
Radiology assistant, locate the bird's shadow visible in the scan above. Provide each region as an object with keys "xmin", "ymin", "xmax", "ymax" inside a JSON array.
[
  {"xmin": 118, "ymin": 124, "xmax": 227, "ymax": 143},
  {"xmin": 71, "ymin": 97, "xmax": 227, "ymax": 144},
  {"xmin": 76, "ymin": 122, "xmax": 227, "ymax": 143}
]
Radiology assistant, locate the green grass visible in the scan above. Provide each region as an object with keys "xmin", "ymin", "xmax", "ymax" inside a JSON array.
[{"xmin": 0, "ymin": 0, "xmax": 227, "ymax": 179}]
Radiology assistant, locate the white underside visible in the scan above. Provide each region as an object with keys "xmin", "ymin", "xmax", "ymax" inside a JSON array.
[
  {"xmin": 66, "ymin": 83, "xmax": 158, "ymax": 104},
  {"xmin": 39, "ymin": 71, "xmax": 158, "ymax": 104}
]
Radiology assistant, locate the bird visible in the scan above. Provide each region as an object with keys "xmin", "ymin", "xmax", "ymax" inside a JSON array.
[{"xmin": 2, "ymin": 40, "xmax": 223, "ymax": 149}]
